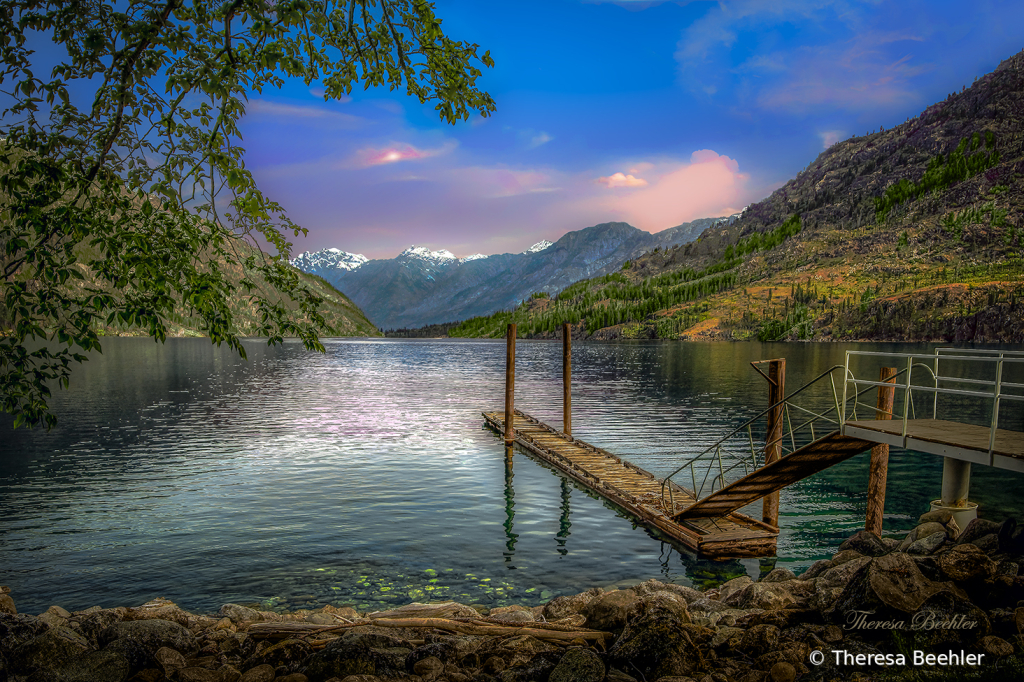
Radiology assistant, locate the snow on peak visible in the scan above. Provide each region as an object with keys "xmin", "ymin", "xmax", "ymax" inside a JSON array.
[
  {"xmin": 290, "ymin": 249, "xmax": 368, "ymax": 272},
  {"xmin": 523, "ymin": 240, "xmax": 553, "ymax": 254},
  {"xmin": 400, "ymin": 246, "xmax": 458, "ymax": 264},
  {"xmin": 460, "ymin": 253, "xmax": 488, "ymax": 262}
]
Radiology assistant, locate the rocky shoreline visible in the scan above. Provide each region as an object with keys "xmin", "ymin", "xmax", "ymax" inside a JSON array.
[{"xmin": 2, "ymin": 512, "xmax": 1023, "ymax": 682}]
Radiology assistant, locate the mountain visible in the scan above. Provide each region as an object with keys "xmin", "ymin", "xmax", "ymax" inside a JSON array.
[
  {"xmin": 448, "ymin": 49, "xmax": 1024, "ymax": 343},
  {"xmin": 292, "ymin": 216, "xmax": 736, "ymax": 330}
]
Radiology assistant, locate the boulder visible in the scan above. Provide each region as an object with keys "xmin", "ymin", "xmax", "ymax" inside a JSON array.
[
  {"xmin": 733, "ymin": 583, "xmax": 796, "ymax": 611},
  {"xmin": 541, "ymin": 589, "xmax": 603, "ymax": 621},
  {"xmin": 972, "ymin": 533, "xmax": 1000, "ymax": 554},
  {"xmin": 919, "ymin": 509, "xmax": 954, "ymax": 525},
  {"xmin": 828, "ymin": 552, "xmax": 958, "ymax": 618},
  {"xmin": 717, "ymin": 576, "xmax": 752, "ymax": 602},
  {"xmin": 9, "ymin": 626, "xmax": 93, "ymax": 676},
  {"xmin": 798, "ymin": 559, "xmax": 832, "ymax": 580},
  {"xmin": 242, "ymin": 638, "xmax": 313, "ymax": 671},
  {"xmin": 907, "ymin": 531, "xmax": 947, "ymax": 555},
  {"xmin": 154, "ymin": 646, "xmax": 187, "ymax": 677},
  {"xmin": 410, "ymin": 655, "xmax": 444, "ymax": 681},
  {"xmin": 495, "ymin": 651, "xmax": 562, "ymax": 682},
  {"xmin": 831, "ymin": 549, "xmax": 866, "ymax": 565},
  {"xmin": 581, "ymin": 590, "xmax": 638, "ymax": 632},
  {"xmin": 979, "ymin": 635, "xmax": 1013, "ymax": 657},
  {"xmin": 73, "ymin": 609, "xmax": 125, "ymax": 647},
  {"xmin": 302, "ymin": 632, "xmax": 412, "ymax": 682},
  {"xmin": 737, "ymin": 624, "xmax": 780, "ymax": 657},
  {"xmin": 404, "ymin": 635, "xmax": 480, "ymax": 668},
  {"xmin": 98, "ymin": 619, "xmax": 198, "ymax": 672},
  {"xmin": 548, "ymin": 647, "xmax": 604, "ymax": 682},
  {"xmin": 838, "ymin": 530, "xmax": 889, "ymax": 557},
  {"xmin": 956, "ymin": 518, "xmax": 1002, "ymax": 546},
  {"xmin": 608, "ymin": 593, "xmax": 701, "ymax": 680},
  {"xmin": 0, "ymin": 593, "xmax": 15, "ymax": 616},
  {"xmin": 760, "ymin": 568, "xmax": 796, "ymax": 583},
  {"xmin": 631, "ymin": 579, "xmax": 704, "ymax": 604},
  {"xmin": 238, "ymin": 664, "xmax": 276, "ymax": 682},
  {"xmin": 219, "ymin": 604, "xmax": 263, "ymax": 624},
  {"xmin": 47, "ymin": 649, "xmax": 131, "ymax": 682},
  {"xmin": 473, "ymin": 634, "xmax": 559, "ymax": 669},
  {"xmin": 0, "ymin": 612, "xmax": 50, "ymax": 653},
  {"xmin": 915, "ymin": 522, "xmax": 948, "ymax": 540},
  {"xmin": 813, "ymin": 556, "xmax": 872, "ymax": 611},
  {"xmin": 937, "ymin": 544, "xmax": 998, "ymax": 582}
]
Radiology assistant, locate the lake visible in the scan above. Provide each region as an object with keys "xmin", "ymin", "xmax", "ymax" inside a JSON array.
[{"xmin": 2, "ymin": 337, "xmax": 1022, "ymax": 616}]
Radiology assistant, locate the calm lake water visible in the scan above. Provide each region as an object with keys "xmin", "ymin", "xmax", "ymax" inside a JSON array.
[{"xmin": 2, "ymin": 338, "xmax": 1022, "ymax": 616}]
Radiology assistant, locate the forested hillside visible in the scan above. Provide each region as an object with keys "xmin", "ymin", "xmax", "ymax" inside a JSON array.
[{"xmin": 449, "ymin": 49, "xmax": 1024, "ymax": 343}]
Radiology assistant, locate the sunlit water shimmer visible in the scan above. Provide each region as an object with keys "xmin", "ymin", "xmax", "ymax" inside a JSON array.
[{"xmin": 2, "ymin": 338, "xmax": 1022, "ymax": 616}]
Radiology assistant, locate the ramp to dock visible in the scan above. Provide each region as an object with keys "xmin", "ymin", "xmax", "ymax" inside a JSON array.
[
  {"xmin": 483, "ymin": 409, "xmax": 779, "ymax": 558},
  {"xmin": 672, "ymin": 431, "xmax": 873, "ymax": 521}
]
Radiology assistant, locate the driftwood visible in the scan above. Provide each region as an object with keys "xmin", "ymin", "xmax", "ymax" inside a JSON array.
[{"xmin": 246, "ymin": 616, "xmax": 613, "ymax": 645}]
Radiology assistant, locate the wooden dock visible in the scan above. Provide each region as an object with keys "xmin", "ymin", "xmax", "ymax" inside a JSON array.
[
  {"xmin": 844, "ymin": 419, "xmax": 1024, "ymax": 472},
  {"xmin": 483, "ymin": 409, "xmax": 779, "ymax": 558}
]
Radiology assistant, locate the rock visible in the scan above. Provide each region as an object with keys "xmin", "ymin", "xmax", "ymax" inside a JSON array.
[
  {"xmin": 733, "ymin": 583, "xmax": 796, "ymax": 611},
  {"xmin": 717, "ymin": 577, "xmax": 752, "ymax": 602},
  {"xmin": 124, "ymin": 598, "xmax": 195, "ymax": 629},
  {"xmin": 411, "ymin": 655, "xmax": 444, "ymax": 681},
  {"xmin": 761, "ymin": 569, "xmax": 796, "ymax": 583},
  {"xmin": 99, "ymin": 619, "xmax": 198, "ymax": 673},
  {"xmin": 74, "ymin": 609, "xmax": 125, "ymax": 647},
  {"xmin": 486, "ymin": 611, "xmax": 535, "ymax": 624},
  {"xmin": 738, "ymin": 624, "xmax": 780, "ymax": 656},
  {"xmin": 979, "ymin": 635, "xmax": 1013, "ymax": 657},
  {"xmin": 494, "ymin": 651, "xmax": 562, "ymax": 682},
  {"xmin": 549, "ymin": 647, "xmax": 604, "ymax": 682},
  {"xmin": 179, "ymin": 667, "xmax": 223, "ymax": 682},
  {"xmin": 0, "ymin": 594, "xmax": 16, "ymax": 616},
  {"xmin": 798, "ymin": 560, "xmax": 832, "ymax": 580},
  {"xmin": 1016, "ymin": 606, "xmax": 1024, "ymax": 634},
  {"xmin": 303, "ymin": 632, "xmax": 411, "ymax": 682},
  {"xmin": 828, "ymin": 552, "xmax": 957, "ymax": 619},
  {"xmin": 631, "ymin": 579, "xmax": 704, "ymax": 604},
  {"xmin": 43, "ymin": 649, "xmax": 132, "ymax": 682},
  {"xmin": 630, "ymin": 592, "xmax": 691, "ymax": 626},
  {"xmin": 907, "ymin": 531, "xmax": 947, "ymax": 555},
  {"xmin": 956, "ymin": 518, "xmax": 1002, "ymax": 546},
  {"xmin": 838, "ymin": 530, "xmax": 889, "ymax": 557},
  {"xmin": 608, "ymin": 593, "xmax": 701, "ymax": 680},
  {"xmin": 219, "ymin": 605, "xmax": 262, "ymax": 624},
  {"xmin": 9, "ymin": 626, "xmax": 93, "ymax": 676},
  {"xmin": 881, "ymin": 537, "xmax": 900, "ymax": 552},
  {"xmin": 541, "ymin": 589, "xmax": 603, "ymax": 621},
  {"xmin": 239, "ymin": 664, "xmax": 276, "ymax": 682},
  {"xmin": 831, "ymin": 549, "xmax": 865, "ymax": 565},
  {"xmin": 339, "ymin": 677, "xmax": 381, "ymax": 682},
  {"xmin": 910, "ymin": 590, "xmax": 991, "ymax": 648},
  {"xmin": 916, "ymin": 521, "xmax": 948, "ymax": 540},
  {"xmin": 0, "ymin": 612, "xmax": 50, "ymax": 653},
  {"xmin": 483, "ymin": 655, "xmax": 507, "ymax": 673},
  {"xmin": 769, "ymin": 661, "xmax": 796, "ymax": 682},
  {"xmin": 813, "ymin": 556, "xmax": 872, "ymax": 611},
  {"xmin": 972, "ymin": 533, "xmax": 1000, "ymax": 554},
  {"xmin": 605, "ymin": 670, "xmax": 637, "ymax": 682},
  {"xmin": 937, "ymin": 544, "xmax": 998, "ymax": 582},
  {"xmin": 920, "ymin": 509, "xmax": 954, "ymax": 525},
  {"xmin": 277, "ymin": 674, "xmax": 309, "ymax": 682},
  {"xmin": 581, "ymin": 590, "xmax": 638, "ymax": 632},
  {"xmin": 242, "ymin": 638, "xmax": 312, "ymax": 671},
  {"xmin": 475, "ymin": 634, "xmax": 559, "ymax": 669},
  {"xmin": 367, "ymin": 601, "xmax": 479, "ymax": 621},
  {"xmin": 405, "ymin": 635, "xmax": 480, "ymax": 668},
  {"xmin": 155, "ymin": 646, "xmax": 187, "ymax": 676}
]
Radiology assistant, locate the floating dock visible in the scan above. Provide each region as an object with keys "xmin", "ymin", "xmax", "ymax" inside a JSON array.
[{"xmin": 483, "ymin": 408, "xmax": 779, "ymax": 558}]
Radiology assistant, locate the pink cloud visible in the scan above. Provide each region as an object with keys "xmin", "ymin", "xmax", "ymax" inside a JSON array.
[
  {"xmin": 356, "ymin": 142, "xmax": 454, "ymax": 167},
  {"xmin": 594, "ymin": 150, "xmax": 751, "ymax": 231},
  {"xmin": 596, "ymin": 172, "xmax": 648, "ymax": 188},
  {"xmin": 819, "ymin": 130, "xmax": 843, "ymax": 149}
]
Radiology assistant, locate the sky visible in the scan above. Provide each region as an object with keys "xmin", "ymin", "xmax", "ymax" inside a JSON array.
[{"xmin": 43, "ymin": 1, "xmax": 1024, "ymax": 260}]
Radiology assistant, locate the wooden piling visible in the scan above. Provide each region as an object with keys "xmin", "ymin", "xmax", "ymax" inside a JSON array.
[
  {"xmin": 865, "ymin": 366, "xmax": 898, "ymax": 535},
  {"xmin": 763, "ymin": 359, "xmax": 785, "ymax": 527},
  {"xmin": 504, "ymin": 323, "xmax": 516, "ymax": 443},
  {"xmin": 563, "ymin": 323, "xmax": 572, "ymax": 436}
]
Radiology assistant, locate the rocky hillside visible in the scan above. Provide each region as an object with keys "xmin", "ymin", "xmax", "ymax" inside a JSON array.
[
  {"xmin": 292, "ymin": 216, "xmax": 736, "ymax": 331},
  {"xmin": 451, "ymin": 49, "xmax": 1024, "ymax": 343}
]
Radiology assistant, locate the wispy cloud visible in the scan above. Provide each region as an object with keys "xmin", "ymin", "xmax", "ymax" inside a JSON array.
[
  {"xmin": 245, "ymin": 100, "xmax": 363, "ymax": 126},
  {"xmin": 596, "ymin": 172, "xmax": 648, "ymax": 188},
  {"xmin": 528, "ymin": 131, "xmax": 554, "ymax": 149},
  {"xmin": 819, "ymin": 130, "xmax": 844, "ymax": 149},
  {"xmin": 355, "ymin": 141, "xmax": 457, "ymax": 167}
]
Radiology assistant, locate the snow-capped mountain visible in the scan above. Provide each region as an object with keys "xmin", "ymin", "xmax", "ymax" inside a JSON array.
[
  {"xmin": 398, "ymin": 246, "xmax": 458, "ymax": 265},
  {"xmin": 290, "ymin": 248, "xmax": 368, "ymax": 273},
  {"xmin": 523, "ymin": 240, "xmax": 553, "ymax": 254}
]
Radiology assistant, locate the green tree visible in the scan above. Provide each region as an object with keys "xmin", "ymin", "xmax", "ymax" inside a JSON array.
[{"xmin": 1, "ymin": 0, "xmax": 495, "ymax": 428}]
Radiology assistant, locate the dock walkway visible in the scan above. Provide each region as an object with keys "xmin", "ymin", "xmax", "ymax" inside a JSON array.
[{"xmin": 483, "ymin": 409, "xmax": 779, "ymax": 558}]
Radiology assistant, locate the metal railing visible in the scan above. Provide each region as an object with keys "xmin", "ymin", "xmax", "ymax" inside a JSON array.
[
  {"xmin": 842, "ymin": 348, "xmax": 1024, "ymax": 465},
  {"xmin": 658, "ymin": 364, "xmax": 894, "ymax": 514}
]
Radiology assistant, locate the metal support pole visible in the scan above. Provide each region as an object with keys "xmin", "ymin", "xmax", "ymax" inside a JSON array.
[
  {"xmin": 563, "ymin": 322, "xmax": 572, "ymax": 437},
  {"xmin": 763, "ymin": 358, "xmax": 785, "ymax": 527},
  {"xmin": 504, "ymin": 323, "xmax": 516, "ymax": 444},
  {"xmin": 940, "ymin": 459, "xmax": 972, "ymax": 508},
  {"xmin": 865, "ymin": 367, "xmax": 897, "ymax": 536}
]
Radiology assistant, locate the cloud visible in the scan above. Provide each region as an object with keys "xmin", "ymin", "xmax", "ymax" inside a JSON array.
[
  {"xmin": 596, "ymin": 172, "xmax": 648, "ymax": 188},
  {"xmin": 528, "ymin": 132, "xmax": 554, "ymax": 148},
  {"xmin": 593, "ymin": 150, "xmax": 751, "ymax": 230},
  {"xmin": 355, "ymin": 141, "xmax": 457, "ymax": 167},
  {"xmin": 449, "ymin": 167, "xmax": 559, "ymax": 198},
  {"xmin": 245, "ymin": 100, "xmax": 363, "ymax": 126}
]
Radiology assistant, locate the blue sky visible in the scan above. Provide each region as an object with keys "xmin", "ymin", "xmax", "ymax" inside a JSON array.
[{"xmin": 233, "ymin": 1, "xmax": 1024, "ymax": 258}]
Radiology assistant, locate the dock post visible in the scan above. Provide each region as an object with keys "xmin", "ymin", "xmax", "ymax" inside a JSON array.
[
  {"xmin": 504, "ymin": 323, "xmax": 516, "ymax": 445},
  {"xmin": 865, "ymin": 367, "xmax": 897, "ymax": 535},
  {"xmin": 563, "ymin": 323, "xmax": 572, "ymax": 436},
  {"xmin": 763, "ymin": 358, "xmax": 785, "ymax": 527}
]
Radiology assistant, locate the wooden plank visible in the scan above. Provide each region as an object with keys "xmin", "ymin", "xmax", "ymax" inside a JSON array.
[{"xmin": 847, "ymin": 419, "xmax": 1024, "ymax": 458}]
